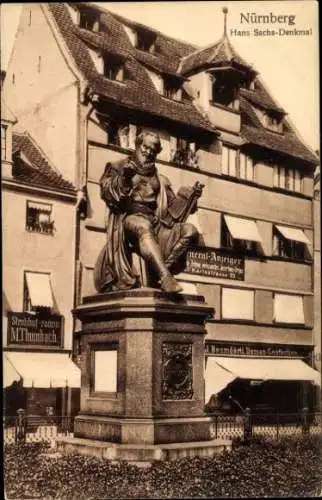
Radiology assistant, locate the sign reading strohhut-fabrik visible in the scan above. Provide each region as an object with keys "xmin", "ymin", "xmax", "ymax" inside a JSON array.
[
  {"xmin": 7, "ymin": 312, "xmax": 63, "ymax": 348},
  {"xmin": 185, "ymin": 247, "xmax": 245, "ymax": 280}
]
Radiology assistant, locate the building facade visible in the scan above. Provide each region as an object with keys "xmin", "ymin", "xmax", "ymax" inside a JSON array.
[
  {"xmin": 2, "ymin": 99, "xmax": 80, "ymax": 417},
  {"xmin": 3, "ymin": 3, "xmax": 320, "ymax": 414}
]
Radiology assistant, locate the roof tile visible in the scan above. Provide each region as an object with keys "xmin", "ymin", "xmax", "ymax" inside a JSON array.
[{"xmin": 12, "ymin": 132, "xmax": 76, "ymax": 193}]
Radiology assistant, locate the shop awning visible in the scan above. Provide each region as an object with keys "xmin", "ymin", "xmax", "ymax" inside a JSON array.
[
  {"xmin": 275, "ymin": 225, "xmax": 311, "ymax": 245},
  {"xmin": 4, "ymin": 352, "xmax": 81, "ymax": 388},
  {"xmin": 205, "ymin": 356, "xmax": 320, "ymax": 403},
  {"xmin": 25, "ymin": 272, "xmax": 53, "ymax": 308},
  {"xmin": 27, "ymin": 201, "xmax": 51, "ymax": 212},
  {"xmin": 224, "ymin": 215, "xmax": 262, "ymax": 242},
  {"xmin": 4, "ymin": 356, "xmax": 22, "ymax": 388}
]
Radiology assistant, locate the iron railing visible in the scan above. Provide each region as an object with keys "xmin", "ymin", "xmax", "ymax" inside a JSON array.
[
  {"xmin": 210, "ymin": 410, "xmax": 322, "ymax": 441},
  {"xmin": 4, "ymin": 411, "xmax": 74, "ymax": 446},
  {"xmin": 4, "ymin": 409, "xmax": 322, "ymax": 446}
]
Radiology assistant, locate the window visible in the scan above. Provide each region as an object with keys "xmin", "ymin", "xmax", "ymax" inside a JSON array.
[
  {"xmin": 212, "ymin": 76, "xmax": 239, "ymax": 110},
  {"xmin": 221, "ymin": 145, "xmax": 237, "ymax": 177},
  {"xmin": 274, "ymin": 293, "xmax": 304, "ymax": 324},
  {"xmin": 92, "ymin": 347, "xmax": 118, "ymax": 392},
  {"xmin": 263, "ymin": 112, "xmax": 283, "ymax": 133},
  {"xmin": 172, "ymin": 138, "xmax": 199, "ymax": 168},
  {"xmin": 106, "ymin": 122, "xmax": 130, "ymax": 148},
  {"xmin": 79, "ymin": 11, "xmax": 100, "ymax": 31},
  {"xmin": 222, "ymin": 287, "xmax": 254, "ymax": 320},
  {"xmin": 1, "ymin": 124, "xmax": 7, "ymax": 160},
  {"xmin": 239, "ymin": 153, "xmax": 254, "ymax": 181},
  {"xmin": 163, "ymin": 78, "xmax": 182, "ymax": 101},
  {"xmin": 26, "ymin": 201, "xmax": 54, "ymax": 235},
  {"xmin": 104, "ymin": 58, "xmax": 124, "ymax": 82},
  {"xmin": 273, "ymin": 226, "xmax": 311, "ymax": 260},
  {"xmin": 136, "ymin": 31, "xmax": 156, "ymax": 53},
  {"xmin": 221, "ymin": 215, "xmax": 262, "ymax": 255},
  {"xmin": 274, "ymin": 166, "xmax": 302, "ymax": 192},
  {"xmin": 23, "ymin": 271, "xmax": 54, "ymax": 312}
]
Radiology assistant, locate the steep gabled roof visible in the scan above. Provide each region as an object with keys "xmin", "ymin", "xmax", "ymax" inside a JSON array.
[
  {"xmin": 178, "ymin": 35, "xmax": 254, "ymax": 75},
  {"xmin": 12, "ymin": 132, "xmax": 76, "ymax": 194},
  {"xmin": 47, "ymin": 3, "xmax": 317, "ymax": 165},
  {"xmin": 240, "ymin": 98, "xmax": 318, "ymax": 165},
  {"xmin": 48, "ymin": 3, "xmax": 215, "ymax": 133}
]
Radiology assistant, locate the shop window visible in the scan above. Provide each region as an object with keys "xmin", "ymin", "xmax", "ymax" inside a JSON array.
[
  {"xmin": 23, "ymin": 271, "xmax": 54, "ymax": 312},
  {"xmin": 222, "ymin": 287, "xmax": 254, "ymax": 320},
  {"xmin": 221, "ymin": 145, "xmax": 237, "ymax": 176},
  {"xmin": 274, "ymin": 166, "xmax": 301, "ymax": 192},
  {"xmin": 221, "ymin": 215, "xmax": 263, "ymax": 256},
  {"xmin": 1, "ymin": 124, "xmax": 7, "ymax": 160},
  {"xmin": 26, "ymin": 201, "xmax": 54, "ymax": 235},
  {"xmin": 79, "ymin": 10, "xmax": 100, "ymax": 32},
  {"xmin": 274, "ymin": 293, "xmax": 304, "ymax": 324},
  {"xmin": 92, "ymin": 346, "xmax": 118, "ymax": 393},
  {"xmin": 273, "ymin": 228, "xmax": 308, "ymax": 260}
]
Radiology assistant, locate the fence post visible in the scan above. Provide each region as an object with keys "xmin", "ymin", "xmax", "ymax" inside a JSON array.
[
  {"xmin": 243, "ymin": 407, "xmax": 252, "ymax": 442},
  {"xmin": 301, "ymin": 407, "xmax": 310, "ymax": 437},
  {"xmin": 276, "ymin": 412, "xmax": 279, "ymax": 442},
  {"xmin": 15, "ymin": 408, "xmax": 26, "ymax": 444}
]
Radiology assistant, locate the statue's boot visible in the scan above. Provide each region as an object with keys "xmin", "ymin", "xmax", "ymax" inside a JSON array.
[
  {"xmin": 165, "ymin": 234, "xmax": 192, "ymax": 270},
  {"xmin": 139, "ymin": 234, "xmax": 182, "ymax": 293}
]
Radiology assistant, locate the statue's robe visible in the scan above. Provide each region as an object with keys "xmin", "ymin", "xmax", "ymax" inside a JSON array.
[{"xmin": 94, "ymin": 157, "xmax": 200, "ymax": 292}]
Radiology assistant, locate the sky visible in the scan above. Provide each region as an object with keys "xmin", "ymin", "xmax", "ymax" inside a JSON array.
[{"xmin": 1, "ymin": 1, "xmax": 319, "ymax": 151}]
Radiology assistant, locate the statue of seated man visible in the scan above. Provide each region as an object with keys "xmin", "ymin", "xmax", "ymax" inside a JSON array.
[{"xmin": 94, "ymin": 130, "xmax": 204, "ymax": 294}]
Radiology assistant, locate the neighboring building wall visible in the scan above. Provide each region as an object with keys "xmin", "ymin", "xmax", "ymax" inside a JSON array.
[
  {"xmin": 2, "ymin": 188, "xmax": 76, "ymax": 350},
  {"xmin": 80, "ymin": 131, "xmax": 314, "ymax": 356},
  {"xmin": 2, "ymin": 4, "xmax": 79, "ymax": 185},
  {"xmin": 313, "ymin": 167, "xmax": 321, "ymax": 395}
]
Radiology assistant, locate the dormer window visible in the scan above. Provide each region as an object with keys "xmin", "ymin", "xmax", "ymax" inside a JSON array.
[
  {"xmin": 163, "ymin": 78, "xmax": 182, "ymax": 101},
  {"xmin": 79, "ymin": 10, "xmax": 100, "ymax": 32},
  {"xmin": 104, "ymin": 56, "xmax": 124, "ymax": 82},
  {"xmin": 212, "ymin": 75, "xmax": 239, "ymax": 110},
  {"xmin": 264, "ymin": 112, "xmax": 283, "ymax": 133},
  {"xmin": 136, "ymin": 30, "xmax": 156, "ymax": 53},
  {"xmin": 240, "ymin": 78, "xmax": 255, "ymax": 91}
]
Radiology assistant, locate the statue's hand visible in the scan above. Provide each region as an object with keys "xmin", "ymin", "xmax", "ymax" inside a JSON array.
[
  {"xmin": 193, "ymin": 181, "xmax": 204, "ymax": 198},
  {"xmin": 122, "ymin": 162, "xmax": 137, "ymax": 181}
]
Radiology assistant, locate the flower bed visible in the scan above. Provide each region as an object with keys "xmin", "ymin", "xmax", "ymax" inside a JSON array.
[{"xmin": 4, "ymin": 436, "xmax": 322, "ymax": 499}]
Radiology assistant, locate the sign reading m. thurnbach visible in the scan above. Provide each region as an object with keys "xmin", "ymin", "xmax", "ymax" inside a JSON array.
[
  {"xmin": 7, "ymin": 312, "xmax": 63, "ymax": 347},
  {"xmin": 185, "ymin": 247, "xmax": 244, "ymax": 280}
]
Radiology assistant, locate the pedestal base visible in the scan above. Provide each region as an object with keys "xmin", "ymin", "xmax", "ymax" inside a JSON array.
[
  {"xmin": 72, "ymin": 289, "xmax": 216, "ymax": 459},
  {"xmin": 74, "ymin": 414, "xmax": 212, "ymax": 444},
  {"xmin": 57, "ymin": 436, "xmax": 232, "ymax": 466}
]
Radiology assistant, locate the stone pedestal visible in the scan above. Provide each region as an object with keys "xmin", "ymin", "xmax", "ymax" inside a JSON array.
[{"xmin": 59, "ymin": 289, "xmax": 231, "ymax": 462}]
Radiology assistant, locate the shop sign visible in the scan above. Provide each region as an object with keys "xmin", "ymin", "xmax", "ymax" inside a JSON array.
[
  {"xmin": 7, "ymin": 312, "xmax": 63, "ymax": 348},
  {"xmin": 185, "ymin": 246, "xmax": 244, "ymax": 281},
  {"xmin": 206, "ymin": 343, "xmax": 305, "ymax": 358}
]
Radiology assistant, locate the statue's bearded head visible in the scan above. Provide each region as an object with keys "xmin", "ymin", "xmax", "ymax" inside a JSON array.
[{"xmin": 135, "ymin": 131, "xmax": 162, "ymax": 166}]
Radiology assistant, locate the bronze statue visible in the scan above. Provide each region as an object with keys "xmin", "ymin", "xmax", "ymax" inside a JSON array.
[{"xmin": 94, "ymin": 131, "xmax": 204, "ymax": 293}]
